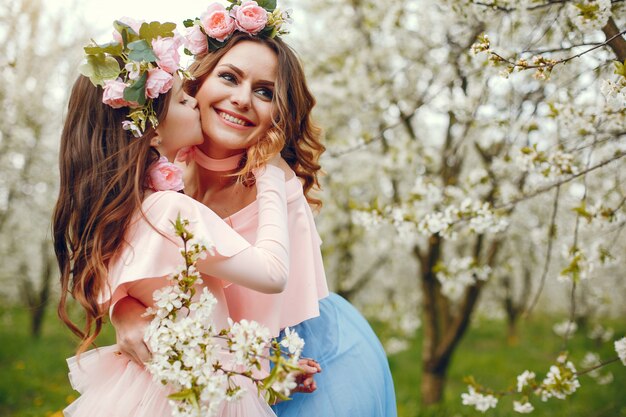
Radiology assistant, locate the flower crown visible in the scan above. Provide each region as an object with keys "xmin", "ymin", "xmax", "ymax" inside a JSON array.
[
  {"xmin": 79, "ymin": 18, "xmax": 191, "ymax": 137},
  {"xmin": 183, "ymin": 0, "xmax": 292, "ymax": 55}
]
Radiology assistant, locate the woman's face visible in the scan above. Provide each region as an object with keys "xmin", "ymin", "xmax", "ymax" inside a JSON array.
[
  {"xmin": 156, "ymin": 76, "xmax": 203, "ymax": 160},
  {"xmin": 195, "ymin": 41, "xmax": 278, "ymax": 158}
]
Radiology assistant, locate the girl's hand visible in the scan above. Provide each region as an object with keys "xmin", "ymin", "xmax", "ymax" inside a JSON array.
[
  {"xmin": 111, "ymin": 296, "xmax": 152, "ymax": 365},
  {"xmin": 291, "ymin": 358, "xmax": 322, "ymax": 394}
]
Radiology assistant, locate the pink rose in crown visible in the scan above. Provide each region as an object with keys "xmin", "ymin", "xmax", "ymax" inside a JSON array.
[
  {"xmin": 102, "ymin": 79, "xmax": 134, "ymax": 108},
  {"xmin": 145, "ymin": 68, "xmax": 173, "ymax": 99},
  {"xmin": 231, "ymin": 1, "xmax": 268, "ymax": 35},
  {"xmin": 184, "ymin": 24, "xmax": 208, "ymax": 55},
  {"xmin": 201, "ymin": 3, "xmax": 236, "ymax": 42},
  {"xmin": 112, "ymin": 16, "xmax": 144, "ymax": 44},
  {"xmin": 152, "ymin": 35, "xmax": 183, "ymax": 74},
  {"xmin": 146, "ymin": 156, "xmax": 185, "ymax": 191}
]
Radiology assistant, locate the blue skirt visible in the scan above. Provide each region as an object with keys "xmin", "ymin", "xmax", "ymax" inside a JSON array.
[{"xmin": 271, "ymin": 293, "xmax": 397, "ymax": 417}]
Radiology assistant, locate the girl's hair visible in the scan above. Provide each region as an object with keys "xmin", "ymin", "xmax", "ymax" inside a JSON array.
[
  {"xmin": 52, "ymin": 75, "xmax": 170, "ymax": 355},
  {"xmin": 186, "ymin": 32, "xmax": 325, "ymax": 207}
]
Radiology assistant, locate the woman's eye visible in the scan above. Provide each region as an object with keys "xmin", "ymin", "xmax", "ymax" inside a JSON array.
[
  {"xmin": 219, "ymin": 72, "xmax": 237, "ymax": 83},
  {"xmin": 180, "ymin": 99, "xmax": 188, "ymax": 105},
  {"xmin": 255, "ymin": 88, "xmax": 273, "ymax": 100}
]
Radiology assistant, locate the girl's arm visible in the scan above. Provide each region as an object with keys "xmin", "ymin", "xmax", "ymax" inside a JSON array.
[{"xmin": 195, "ymin": 163, "xmax": 289, "ymax": 293}]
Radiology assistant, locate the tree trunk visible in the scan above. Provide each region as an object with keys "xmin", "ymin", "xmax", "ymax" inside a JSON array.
[
  {"xmin": 506, "ymin": 316, "xmax": 519, "ymax": 346},
  {"xmin": 19, "ymin": 240, "xmax": 54, "ymax": 338},
  {"xmin": 421, "ymin": 368, "xmax": 446, "ymax": 405}
]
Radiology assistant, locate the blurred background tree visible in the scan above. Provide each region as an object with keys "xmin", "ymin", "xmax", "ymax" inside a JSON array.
[
  {"xmin": 290, "ymin": 0, "xmax": 626, "ymax": 407},
  {"xmin": 0, "ymin": 0, "xmax": 85, "ymax": 337}
]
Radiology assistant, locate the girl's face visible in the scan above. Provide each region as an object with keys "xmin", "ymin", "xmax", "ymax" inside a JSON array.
[
  {"xmin": 195, "ymin": 41, "xmax": 278, "ymax": 158},
  {"xmin": 155, "ymin": 76, "xmax": 203, "ymax": 160}
]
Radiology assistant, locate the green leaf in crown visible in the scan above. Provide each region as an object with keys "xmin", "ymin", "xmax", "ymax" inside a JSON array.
[
  {"xmin": 139, "ymin": 21, "xmax": 177, "ymax": 43},
  {"xmin": 113, "ymin": 20, "xmax": 140, "ymax": 47},
  {"xmin": 127, "ymin": 39, "xmax": 158, "ymax": 63},
  {"xmin": 256, "ymin": 0, "xmax": 277, "ymax": 11},
  {"xmin": 208, "ymin": 36, "xmax": 227, "ymax": 53},
  {"xmin": 79, "ymin": 54, "xmax": 121, "ymax": 87},
  {"xmin": 84, "ymin": 42, "xmax": 123, "ymax": 57},
  {"xmin": 123, "ymin": 71, "xmax": 147, "ymax": 106}
]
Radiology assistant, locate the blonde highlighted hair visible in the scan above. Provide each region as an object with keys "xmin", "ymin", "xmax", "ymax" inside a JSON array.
[{"xmin": 185, "ymin": 32, "xmax": 325, "ymax": 207}]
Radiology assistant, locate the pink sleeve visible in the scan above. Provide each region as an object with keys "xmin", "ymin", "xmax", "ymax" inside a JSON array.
[
  {"xmin": 103, "ymin": 165, "xmax": 289, "ymax": 307},
  {"xmin": 197, "ymin": 164, "xmax": 289, "ymax": 293}
]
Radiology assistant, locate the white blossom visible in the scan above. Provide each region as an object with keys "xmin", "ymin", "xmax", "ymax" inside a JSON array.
[
  {"xmin": 552, "ymin": 320, "xmax": 578, "ymax": 337},
  {"xmin": 615, "ymin": 337, "xmax": 626, "ymax": 366},
  {"xmin": 516, "ymin": 370, "xmax": 536, "ymax": 392},
  {"xmin": 461, "ymin": 386, "xmax": 498, "ymax": 412},
  {"xmin": 280, "ymin": 327, "xmax": 305, "ymax": 357},
  {"xmin": 513, "ymin": 400, "xmax": 534, "ymax": 413}
]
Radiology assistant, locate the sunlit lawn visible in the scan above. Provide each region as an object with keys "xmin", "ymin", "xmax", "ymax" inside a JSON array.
[{"xmin": 1, "ymin": 304, "xmax": 625, "ymax": 416}]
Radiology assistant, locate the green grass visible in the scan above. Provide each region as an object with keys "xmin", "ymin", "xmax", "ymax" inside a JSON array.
[
  {"xmin": 0, "ymin": 304, "xmax": 115, "ymax": 417},
  {"xmin": 1, "ymin": 304, "xmax": 625, "ymax": 416},
  {"xmin": 388, "ymin": 317, "xmax": 626, "ymax": 417}
]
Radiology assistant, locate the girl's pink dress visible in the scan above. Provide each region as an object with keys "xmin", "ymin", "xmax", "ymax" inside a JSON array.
[{"xmin": 64, "ymin": 166, "xmax": 289, "ymax": 417}]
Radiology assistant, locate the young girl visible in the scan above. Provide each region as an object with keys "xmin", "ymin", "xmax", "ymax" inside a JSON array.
[
  {"xmin": 53, "ymin": 20, "xmax": 293, "ymax": 417},
  {"xmin": 114, "ymin": 4, "xmax": 397, "ymax": 416}
]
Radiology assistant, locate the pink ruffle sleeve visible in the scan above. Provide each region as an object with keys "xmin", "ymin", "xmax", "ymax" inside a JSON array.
[
  {"xmin": 100, "ymin": 191, "xmax": 252, "ymax": 308},
  {"xmin": 223, "ymin": 175, "xmax": 329, "ymax": 336}
]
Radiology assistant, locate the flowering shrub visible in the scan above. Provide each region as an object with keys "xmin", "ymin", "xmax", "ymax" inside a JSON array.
[{"xmin": 143, "ymin": 215, "xmax": 303, "ymax": 416}]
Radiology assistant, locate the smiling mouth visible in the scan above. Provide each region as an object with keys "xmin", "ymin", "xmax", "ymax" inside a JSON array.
[{"xmin": 217, "ymin": 110, "xmax": 253, "ymax": 127}]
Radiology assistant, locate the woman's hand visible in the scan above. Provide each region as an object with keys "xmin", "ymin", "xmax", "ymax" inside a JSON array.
[
  {"xmin": 111, "ymin": 296, "xmax": 152, "ymax": 365},
  {"xmin": 291, "ymin": 358, "xmax": 322, "ymax": 394}
]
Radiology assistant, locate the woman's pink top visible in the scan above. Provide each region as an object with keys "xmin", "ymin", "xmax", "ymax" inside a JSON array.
[{"xmin": 223, "ymin": 173, "xmax": 329, "ymax": 336}]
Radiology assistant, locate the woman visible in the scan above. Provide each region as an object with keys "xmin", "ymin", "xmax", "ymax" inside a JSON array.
[
  {"xmin": 53, "ymin": 20, "xmax": 293, "ymax": 417},
  {"xmin": 114, "ymin": 5, "xmax": 397, "ymax": 415}
]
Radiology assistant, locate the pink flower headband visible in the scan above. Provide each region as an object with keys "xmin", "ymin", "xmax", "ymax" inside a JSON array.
[
  {"xmin": 183, "ymin": 0, "xmax": 292, "ymax": 55},
  {"xmin": 79, "ymin": 18, "xmax": 192, "ymax": 137}
]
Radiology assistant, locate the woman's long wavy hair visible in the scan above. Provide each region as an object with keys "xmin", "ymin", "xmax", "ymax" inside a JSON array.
[
  {"xmin": 52, "ymin": 75, "xmax": 170, "ymax": 355},
  {"xmin": 186, "ymin": 32, "xmax": 325, "ymax": 207}
]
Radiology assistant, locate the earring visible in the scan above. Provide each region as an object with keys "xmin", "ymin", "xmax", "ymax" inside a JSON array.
[{"xmin": 156, "ymin": 139, "xmax": 162, "ymax": 145}]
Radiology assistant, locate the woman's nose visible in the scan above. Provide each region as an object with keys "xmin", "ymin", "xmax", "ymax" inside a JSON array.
[{"xmin": 230, "ymin": 86, "xmax": 251, "ymax": 110}]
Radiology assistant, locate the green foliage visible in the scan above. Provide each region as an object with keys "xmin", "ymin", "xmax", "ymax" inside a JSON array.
[
  {"xmin": 127, "ymin": 40, "xmax": 158, "ymax": 64},
  {"xmin": 78, "ymin": 54, "xmax": 120, "ymax": 87},
  {"xmin": 123, "ymin": 72, "xmax": 147, "ymax": 106},
  {"xmin": 138, "ymin": 21, "xmax": 177, "ymax": 44}
]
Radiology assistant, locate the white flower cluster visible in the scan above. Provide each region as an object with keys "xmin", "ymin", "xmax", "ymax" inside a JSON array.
[
  {"xmin": 435, "ymin": 256, "xmax": 491, "ymax": 301},
  {"xmin": 517, "ymin": 146, "xmax": 579, "ymax": 181},
  {"xmin": 143, "ymin": 216, "xmax": 304, "ymax": 417},
  {"xmin": 145, "ymin": 270, "xmax": 230, "ymax": 416},
  {"xmin": 513, "ymin": 400, "xmax": 534, "ymax": 414},
  {"xmin": 552, "ymin": 320, "xmax": 578, "ymax": 338},
  {"xmin": 566, "ymin": 0, "xmax": 612, "ymax": 33},
  {"xmin": 418, "ymin": 198, "xmax": 508, "ymax": 238},
  {"xmin": 600, "ymin": 78, "xmax": 626, "ymax": 112},
  {"xmin": 537, "ymin": 359, "xmax": 580, "ymax": 401},
  {"xmin": 516, "ymin": 370, "xmax": 536, "ymax": 392},
  {"xmin": 461, "ymin": 386, "xmax": 498, "ymax": 412},
  {"xmin": 588, "ymin": 323, "xmax": 614, "ymax": 343},
  {"xmin": 615, "ymin": 337, "xmax": 626, "ymax": 366}
]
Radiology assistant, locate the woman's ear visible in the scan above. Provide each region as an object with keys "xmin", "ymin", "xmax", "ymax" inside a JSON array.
[{"xmin": 150, "ymin": 134, "xmax": 163, "ymax": 148}]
